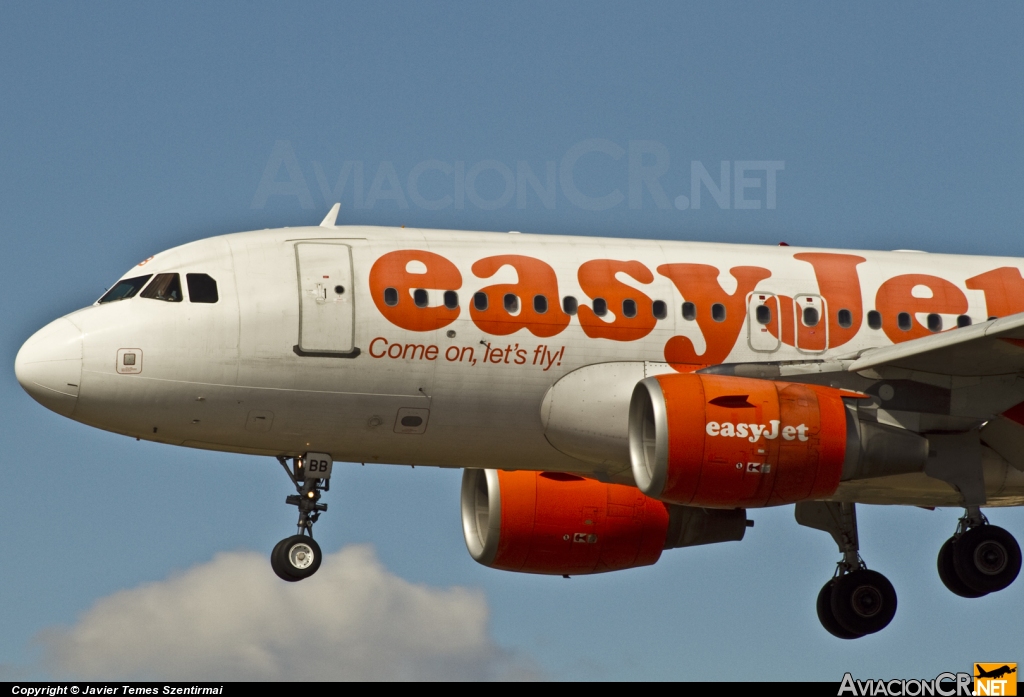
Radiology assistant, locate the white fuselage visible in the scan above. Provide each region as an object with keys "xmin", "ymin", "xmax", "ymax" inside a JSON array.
[{"xmin": 16, "ymin": 225, "xmax": 1024, "ymax": 508}]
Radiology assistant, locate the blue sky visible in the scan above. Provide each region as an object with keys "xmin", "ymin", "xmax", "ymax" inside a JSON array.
[{"xmin": 2, "ymin": 2, "xmax": 1024, "ymax": 681}]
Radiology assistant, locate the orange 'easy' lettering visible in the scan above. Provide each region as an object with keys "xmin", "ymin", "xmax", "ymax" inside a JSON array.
[
  {"xmin": 658, "ymin": 265, "xmax": 772, "ymax": 365},
  {"xmin": 793, "ymin": 253, "xmax": 866, "ymax": 348},
  {"xmin": 874, "ymin": 274, "xmax": 968, "ymax": 342},
  {"xmin": 966, "ymin": 268, "xmax": 1024, "ymax": 319},
  {"xmin": 765, "ymin": 254, "xmax": 866, "ymax": 350},
  {"xmin": 369, "ymin": 250, "xmax": 462, "ymax": 331},
  {"xmin": 577, "ymin": 260, "xmax": 657, "ymax": 341},
  {"xmin": 470, "ymin": 255, "xmax": 570, "ymax": 337}
]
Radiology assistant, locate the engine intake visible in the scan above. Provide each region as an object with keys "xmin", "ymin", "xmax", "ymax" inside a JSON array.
[{"xmin": 461, "ymin": 469, "xmax": 747, "ymax": 575}]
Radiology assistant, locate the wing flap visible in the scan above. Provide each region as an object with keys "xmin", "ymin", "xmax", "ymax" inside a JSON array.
[{"xmin": 981, "ymin": 415, "xmax": 1024, "ymax": 473}]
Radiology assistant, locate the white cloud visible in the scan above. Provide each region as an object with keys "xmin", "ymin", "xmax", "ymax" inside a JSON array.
[{"xmin": 40, "ymin": 545, "xmax": 535, "ymax": 681}]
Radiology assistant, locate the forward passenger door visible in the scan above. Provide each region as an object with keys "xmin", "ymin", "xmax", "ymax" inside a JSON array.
[{"xmin": 295, "ymin": 242, "xmax": 357, "ymax": 355}]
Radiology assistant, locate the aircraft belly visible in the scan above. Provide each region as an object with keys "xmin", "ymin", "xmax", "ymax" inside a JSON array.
[
  {"xmin": 75, "ymin": 366, "xmax": 587, "ymax": 471},
  {"xmin": 830, "ymin": 446, "xmax": 1024, "ymax": 507}
]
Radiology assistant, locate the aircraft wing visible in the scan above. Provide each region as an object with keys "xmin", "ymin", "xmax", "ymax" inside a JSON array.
[{"xmin": 847, "ymin": 312, "xmax": 1024, "ymax": 376}]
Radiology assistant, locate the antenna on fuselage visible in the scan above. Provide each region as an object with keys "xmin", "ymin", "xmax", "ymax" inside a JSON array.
[{"xmin": 320, "ymin": 202, "xmax": 341, "ymax": 227}]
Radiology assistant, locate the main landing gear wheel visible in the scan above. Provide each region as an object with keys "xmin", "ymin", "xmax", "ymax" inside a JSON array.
[
  {"xmin": 271, "ymin": 534, "xmax": 323, "ymax": 581},
  {"xmin": 830, "ymin": 569, "xmax": 897, "ymax": 636},
  {"xmin": 937, "ymin": 508, "xmax": 1021, "ymax": 597},
  {"xmin": 953, "ymin": 525, "xmax": 1021, "ymax": 594},
  {"xmin": 937, "ymin": 538, "xmax": 987, "ymax": 598},
  {"xmin": 795, "ymin": 501, "xmax": 898, "ymax": 639},
  {"xmin": 816, "ymin": 579, "xmax": 862, "ymax": 640},
  {"xmin": 270, "ymin": 453, "xmax": 333, "ymax": 582}
]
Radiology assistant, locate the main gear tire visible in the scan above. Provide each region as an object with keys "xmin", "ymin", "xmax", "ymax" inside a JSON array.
[
  {"xmin": 830, "ymin": 569, "xmax": 897, "ymax": 636},
  {"xmin": 817, "ymin": 579, "xmax": 863, "ymax": 639},
  {"xmin": 953, "ymin": 526, "xmax": 1021, "ymax": 594},
  {"xmin": 937, "ymin": 537, "xmax": 987, "ymax": 598}
]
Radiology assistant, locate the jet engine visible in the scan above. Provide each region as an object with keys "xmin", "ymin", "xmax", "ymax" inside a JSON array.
[
  {"xmin": 460, "ymin": 469, "xmax": 748, "ymax": 575},
  {"xmin": 628, "ymin": 373, "xmax": 851, "ymax": 507}
]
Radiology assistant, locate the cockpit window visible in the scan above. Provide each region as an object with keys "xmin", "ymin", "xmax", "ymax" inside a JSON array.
[
  {"xmin": 141, "ymin": 273, "xmax": 183, "ymax": 302},
  {"xmin": 186, "ymin": 274, "xmax": 219, "ymax": 303},
  {"xmin": 98, "ymin": 275, "xmax": 152, "ymax": 304}
]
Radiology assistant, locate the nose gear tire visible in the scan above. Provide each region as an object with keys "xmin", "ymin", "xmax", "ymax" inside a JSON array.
[
  {"xmin": 271, "ymin": 535, "xmax": 323, "ymax": 581},
  {"xmin": 270, "ymin": 538, "xmax": 300, "ymax": 582},
  {"xmin": 830, "ymin": 569, "xmax": 897, "ymax": 636}
]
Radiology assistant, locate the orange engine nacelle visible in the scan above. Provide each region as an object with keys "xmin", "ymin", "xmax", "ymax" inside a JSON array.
[
  {"xmin": 628, "ymin": 373, "xmax": 851, "ymax": 507},
  {"xmin": 461, "ymin": 470, "xmax": 670, "ymax": 575}
]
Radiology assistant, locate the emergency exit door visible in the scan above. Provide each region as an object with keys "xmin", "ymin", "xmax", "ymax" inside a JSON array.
[
  {"xmin": 747, "ymin": 292, "xmax": 780, "ymax": 352},
  {"xmin": 295, "ymin": 243, "xmax": 356, "ymax": 355}
]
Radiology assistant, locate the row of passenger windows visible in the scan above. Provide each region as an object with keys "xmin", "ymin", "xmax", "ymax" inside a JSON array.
[
  {"xmin": 383, "ymin": 287, "xmax": 668, "ymax": 319},
  {"xmin": 383, "ymin": 287, "xmax": 980, "ymax": 332},
  {"xmin": 749, "ymin": 305, "xmax": 974, "ymax": 332},
  {"xmin": 98, "ymin": 273, "xmax": 219, "ymax": 305}
]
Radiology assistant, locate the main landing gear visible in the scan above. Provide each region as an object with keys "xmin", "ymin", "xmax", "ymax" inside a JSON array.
[
  {"xmin": 270, "ymin": 453, "xmax": 334, "ymax": 582},
  {"xmin": 796, "ymin": 502, "xmax": 897, "ymax": 639},
  {"xmin": 937, "ymin": 507, "xmax": 1021, "ymax": 598}
]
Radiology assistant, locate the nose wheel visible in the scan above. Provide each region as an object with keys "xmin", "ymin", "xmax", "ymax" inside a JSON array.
[
  {"xmin": 271, "ymin": 453, "xmax": 333, "ymax": 582},
  {"xmin": 271, "ymin": 534, "xmax": 323, "ymax": 581},
  {"xmin": 937, "ymin": 508, "xmax": 1021, "ymax": 597}
]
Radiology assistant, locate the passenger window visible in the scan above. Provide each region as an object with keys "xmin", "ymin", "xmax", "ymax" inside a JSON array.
[
  {"xmin": 473, "ymin": 292, "xmax": 488, "ymax": 311},
  {"xmin": 562, "ymin": 296, "xmax": 578, "ymax": 316},
  {"xmin": 384, "ymin": 287, "xmax": 399, "ymax": 307},
  {"xmin": 443, "ymin": 290, "xmax": 459, "ymax": 310},
  {"xmin": 711, "ymin": 303, "xmax": 726, "ymax": 322},
  {"xmin": 682, "ymin": 302, "xmax": 697, "ymax": 321},
  {"xmin": 652, "ymin": 300, "xmax": 667, "ymax": 320},
  {"xmin": 593, "ymin": 298, "xmax": 608, "ymax": 317},
  {"xmin": 957, "ymin": 315, "xmax": 972, "ymax": 328},
  {"xmin": 927, "ymin": 313, "xmax": 942, "ymax": 332},
  {"xmin": 897, "ymin": 312, "xmax": 912, "ymax": 331},
  {"xmin": 837, "ymin": 308, "xmax": 852, "ymax": 328},
  {"xmin": 504, "ymin": 294, "xmax": 519, "ymax": 313},
  {"xmin": 867, "ymin": 310, "xmax": 882, "ymax": 329},
  {"xmin": 186, "ymin": 274, "xmax": 218, "ymax": 303},
  {"xmin": 413, "ymin": 289, "xmax": 429, "ymax": 308},
  {"xmin": 622, "ymin": 299, "xmax": 637, "ymax": 318},
  {"xmin": 141, "ymin": 273, "xmax": 183, "ymax": 302},
  {"xmin": 755, "ymin": 305, "xmax": 772, "ymax": 325},
  {"xmin": 98, "ymin": 275, "xmax": 152, "ymax": 304},
  {"xmin": 802, "ymin": 306, "xmax": 819, "ymax": 327},
  {"xmin": 533, "ymin": 295, "xmax": 548, "ymax": 314}
]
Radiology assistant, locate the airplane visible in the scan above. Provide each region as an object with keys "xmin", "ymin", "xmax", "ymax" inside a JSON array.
[
  {"xmin": 976, "ymin": 665, "xmax": 1017, "ymax": 680},
  {"xmin": 14, "ymin": 202, "xmax": 1024, "ymax": 640}
]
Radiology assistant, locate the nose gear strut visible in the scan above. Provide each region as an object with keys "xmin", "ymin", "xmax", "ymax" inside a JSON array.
[{"xmin": 270, "ymin": 453, "xmax": 333, "ymax": 581}]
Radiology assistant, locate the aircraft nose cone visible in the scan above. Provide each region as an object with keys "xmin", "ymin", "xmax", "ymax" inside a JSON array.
[{"xmin": 15, "ymin": 317, "xmax": 84, "ymax": 417}]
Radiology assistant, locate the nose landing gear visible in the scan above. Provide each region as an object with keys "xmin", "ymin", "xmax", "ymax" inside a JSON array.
[
  {"xmin": 797, "ymin": 502, "xmax": 897, "ymax": 639},
  {"xmin": 937, "ymin": 508, "xmax": 1021, "ymax": 597},
  {"xmin": 271, "ymin": 453, "xmax": 333, "ymax": 582}
]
